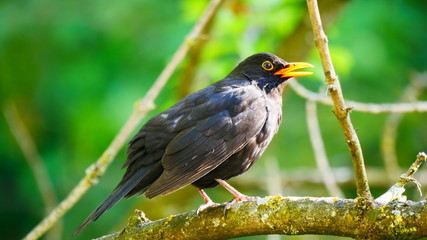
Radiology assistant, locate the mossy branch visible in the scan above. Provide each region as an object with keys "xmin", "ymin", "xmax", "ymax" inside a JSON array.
[{"xmin": 96, "ymin": 196, "xmax": 427, "ymax": 240}]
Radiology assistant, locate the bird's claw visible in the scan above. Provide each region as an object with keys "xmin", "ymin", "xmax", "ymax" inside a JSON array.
[
  {"xmin": 233, "ymin": 194, "xmax": 259, "ymax": 202},
  {"xmin": 196, "ymin": 201, "xmax": 220, "ymax": 216},
  {"xmin": 222, "ymin": 195, "xmax": 260, "ymax": 215}
]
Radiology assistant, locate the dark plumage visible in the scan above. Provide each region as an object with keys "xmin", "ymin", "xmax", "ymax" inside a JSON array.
[{"xmin": 74, "ymin": 52, "xmax": 313, "ymax": 236}]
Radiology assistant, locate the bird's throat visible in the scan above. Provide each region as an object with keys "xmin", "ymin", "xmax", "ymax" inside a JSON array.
[{"xmin": 255, "ymin": 78, "xmax": 287, "ymax": 94}]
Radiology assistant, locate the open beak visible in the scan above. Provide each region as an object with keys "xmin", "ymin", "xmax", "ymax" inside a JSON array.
[{"xmin": 274, "ymin": 62, "xmax": 314, "ymax": 78}]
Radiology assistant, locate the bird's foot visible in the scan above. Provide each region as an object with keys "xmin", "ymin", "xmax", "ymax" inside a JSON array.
[
  {"xmin": 222, "ymin": 194, "xmax": 260, "ymax": 215},
  {"xmin": 196, "ymin": 188, "xmax": 220, "ymax": 216},
  {"xmin": 196, "ymin": 201, "xmax": 220, "ymax": 216},
  {"xmin": 232, "ymin": 194, "xmax": 259, "ymax": 202}
]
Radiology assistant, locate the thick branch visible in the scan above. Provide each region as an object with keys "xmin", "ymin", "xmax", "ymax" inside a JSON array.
[
  {"xmin": 98, "ymin": 196, "xmax": 427, "ymax": 240},
  {"xmin": 306, "ymin": 0, "xmax": 372, "ymax": 200},
  {"xmin": 22, "ymin": 1, "xmax": 224, "ymax": 239}
]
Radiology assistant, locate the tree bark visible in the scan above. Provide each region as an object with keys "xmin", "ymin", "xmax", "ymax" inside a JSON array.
[{"xmin": 96, "ymin": 196, "xmax": 427, "ymax": 240}]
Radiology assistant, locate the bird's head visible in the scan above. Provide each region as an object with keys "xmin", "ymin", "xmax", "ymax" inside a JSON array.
[{"xmin": 228, "ymin": 52, "xmax": 313, "ymax": 93}]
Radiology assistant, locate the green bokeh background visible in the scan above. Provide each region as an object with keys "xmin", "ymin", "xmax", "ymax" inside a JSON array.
[{"xmin": 1, "ymin": 0, "xmax": 426, "ymax": 239}]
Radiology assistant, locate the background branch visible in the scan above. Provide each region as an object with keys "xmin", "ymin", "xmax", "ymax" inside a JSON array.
[
  {"xmin": 306, "ymin": 100, "xmax": 344, "ymax": 197},
  {"xmin": 289, "ymin": 80, "xmax": 427, "ymax": 113},
  {"xmin": 264, "ymin": 157, "xmax": 284, "ymax": 197},
  {"xmin": 277, "ymin": 0, "xmax": 346, "ymax": 60},
  {"xmin": 3, "ymin": 102, "xmax": 61, "ymax": 240},
  {"xmin": 306, "ymin": 0, "xmax": 371, "ymax": 200},
  {"xmin": 237, "ymin": 167, "xmax": 427, "ymax": 190},
  {"xmin": 178, "ymin": 18, "xmax": 215, "ymax": 99},
  {"xmin": 381, "ymin": 72, "xmax": 427, "ymax": 181},
  {"xmin": 22, "ymin": 1, "xmax": 224, "ymax": 239}
]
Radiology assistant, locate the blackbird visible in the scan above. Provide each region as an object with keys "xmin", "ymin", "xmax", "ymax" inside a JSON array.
[{"xmin": 74, "ymin": 52, "xmax": 313, "ymax": 236}]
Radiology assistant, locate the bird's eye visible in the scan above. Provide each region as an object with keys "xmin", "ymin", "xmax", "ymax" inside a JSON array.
[{"xmin": 261, "ymin": 61, "xmax": 274, "ymax": 71}]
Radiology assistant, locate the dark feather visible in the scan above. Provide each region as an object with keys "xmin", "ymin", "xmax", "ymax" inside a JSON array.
[
  {"xmin": 144, "ymin": 87, "xmax": 267, "ymax": 198},
  {"xmin": 73, "ymin": 165, "xmax": 150, "ymax": 237}
]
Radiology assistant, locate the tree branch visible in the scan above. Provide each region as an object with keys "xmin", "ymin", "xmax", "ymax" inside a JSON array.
[
  {"xmin": 289, "ymin": 80, "xmax": 427, "ymax": 114},
  {"xmin": 306, "ymin": 0, "xmax": 372, "ymax": 200},
  {"xmin": 178, "ymin": 18, "xmax": 214, "ymax": 99},
  {"xmin": 22, "ymin": 1, "xmax": 224, "ymax": 239},
  {"xmin": 3, "ymin": 102, "xmax": 62, "ymax": 240},
  {"xmin": 264, "ymin": 157, "xmax": 284, "ymax": 196},
  {"xmin": 237, "ymin": 167, "xmax": 427, "ymax": 189},
  {"xmin": 306, "ymin": 100, "xmax": 344, "ymax": 197},
  {"xmin": 377, "ymin": 152, "xmax": 427, "ymax": 204},
  {"xmin": 381, "ymin": 72, "xmax": 427, "ymax": 181},
  {"xmin": 97, "ymin": 196, "xmax": 427, "ymax": 240}
]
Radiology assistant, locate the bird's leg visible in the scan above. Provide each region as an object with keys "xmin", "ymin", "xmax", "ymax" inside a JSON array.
[
  {"xmin": 216, "ymin": 179, "xmax": 260, "ymax": 216},
  {"xmin": 196, "ymin": 188, "xmax": 219, "ymax": 216},
  {"xmin": 216, "ymin": 179, "xmax": 258, "ymax": 201}
]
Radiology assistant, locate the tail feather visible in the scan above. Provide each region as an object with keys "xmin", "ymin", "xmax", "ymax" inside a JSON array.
[{"xmin": 73, "ymin": 171, "xmax": 145, "ymax": 237}]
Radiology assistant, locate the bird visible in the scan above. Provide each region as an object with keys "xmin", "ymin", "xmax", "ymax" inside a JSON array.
[{"xmin": 74, "ymin": 52, "xmax": 313, "ymax": 236}]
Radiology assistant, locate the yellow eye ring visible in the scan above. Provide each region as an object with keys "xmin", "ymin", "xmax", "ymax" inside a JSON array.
[{"xmin": 262, "ymin": 61, "xmax": 274, "ymax": 71}]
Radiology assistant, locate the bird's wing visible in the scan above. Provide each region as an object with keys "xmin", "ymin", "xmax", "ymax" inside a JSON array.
[
  {"xmin": 73, "ymin": 89, "xmax": 204, "ymax": 236},
  {"xmin": 144, "ymin": 84, "xmax": 267, "ymax": 198},
  {"xmin": 73, "ymin": 98, "xmax": 197, "ymax": 237}
]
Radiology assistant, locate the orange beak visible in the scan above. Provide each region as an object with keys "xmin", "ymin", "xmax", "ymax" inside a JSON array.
[{"xmin": 274, "ymin": 62, "xmax": 314, "ymax": 78}]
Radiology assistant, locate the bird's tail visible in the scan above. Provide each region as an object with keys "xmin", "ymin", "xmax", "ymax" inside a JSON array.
[{"xmin": 73, "ymin": 171, "xmax": 144, "ymax": 237}]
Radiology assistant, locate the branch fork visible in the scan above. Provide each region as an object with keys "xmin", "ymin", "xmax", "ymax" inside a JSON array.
[{"xmin": 376, "ymin": 152, "xmax": 426, "ymax": 204}]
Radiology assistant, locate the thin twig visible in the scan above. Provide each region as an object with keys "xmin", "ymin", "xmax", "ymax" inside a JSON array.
[
  {"xmin": 264, "ymin": 157, "xmax": 284, "ymax": 196},
  {"xmin": 22, "ymin": 1, "xmax": 224, "ymax": 239},
  {"xmin": 3, "ymin": 103, "xmax": 62, "ymax": 240},
  {"xmin": 289, "ymin": 80, "xmax": 427, "ymax": 113},
  {"xmin": 376, "ymin": 152, "xmax": 427, "ymax": 204},
  {"xmin": 306, "ymin": 0, "xmax": 372, "ymax": 200},
  {"xmin": 381, "ymin": 72, "xmax": 427, "ymax": 181},
  {"xmin": 238, "ymin": 167, "xmax": 427, "ymax": 188},
  {"xmin": 306, "ymin": 100, "xmax": 344, "ymax": 197},
  {"xmin": 403, "ymin": 153, "xmax": 427, "ymax": 181},
  {"xmin": 277, "ymin": 0, "xmax": 346, "ymax": 60},
  {"xmin": 3, "ymin": 103, "xmax": 58, "ymax": 213},
  {"xmin": 179, "ymin": 21, "xmax": 214, "ymax": 98},
  {"xmin": 381, "ymin": 113, "xmax": 404, "ymax": 181}
]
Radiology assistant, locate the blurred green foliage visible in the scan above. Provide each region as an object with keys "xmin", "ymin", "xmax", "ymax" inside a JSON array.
[{"xmin": 1, "ymin": 0, "xmax": 426, "ymax": 239}]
